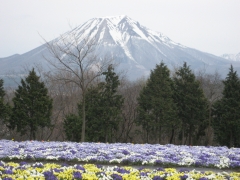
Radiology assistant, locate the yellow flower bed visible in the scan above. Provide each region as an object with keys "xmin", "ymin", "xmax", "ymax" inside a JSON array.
[{"xmin": 0, "ymin": 161, "xmax": 240, "ymax": 180}]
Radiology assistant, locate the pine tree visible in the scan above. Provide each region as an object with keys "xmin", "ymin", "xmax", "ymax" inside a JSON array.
[
  {"xmin": 173, "ymin": 62, "xmax": 207, "ymax": 145},
  {"xmin": 137, "ymin": 62, "xmax": 178, "ymax": 143},
  {"xmin": 64, "ymin": 83, "xmax": 104, "ymax": 142},
  {"xmin": 0, "ymin": 79, "xmax": 4, "ymax": 98},
  {"xmin": 9, "ymin": 69, "xmax": 53, "ymax": 140},
  {"xmin": 80, "ymin": 84, "xmax": 106, "ymax": 142},
  {"xmin": 213, "ymin": 65, "xmax": 240, "ymax": 147},
  {"xmin": 101, "ymin": 65, "xmax": 124, "ymax": 142},
  {"xmin": 64, "ymin": 65, "xmax": 124, "ymax": 142},
  {"xmin": 64, "ymin": 114, "xmax": 82, "ymax": 142},
  {"xmin": 0, "ymin": 79, "xmax": 6, "ymax": 120},
  {"xmin": 0, "ymin": 79, "xmax": 11, "ymax": 129}
]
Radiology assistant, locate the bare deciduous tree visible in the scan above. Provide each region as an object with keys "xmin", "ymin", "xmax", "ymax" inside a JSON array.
[
  {"xmin": 117, "ymin": 77, "xmax": 146, "ymax": 143},
  {"xmin": 43, "ymin": 31, "xmax": 112, "ymax": 142}
]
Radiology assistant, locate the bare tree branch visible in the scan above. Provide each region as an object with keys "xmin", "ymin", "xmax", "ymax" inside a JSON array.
[{"xmin": 42, "ymin": 29, "xmax": 112, "ymax": 142}]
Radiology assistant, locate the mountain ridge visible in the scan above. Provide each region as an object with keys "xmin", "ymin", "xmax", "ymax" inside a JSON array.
[
  {"xmin": 221, "ymin": 52, "xmax": 240, "ymax": 61},
  {"xmin": 1, "ymin": 15, "xmax": 240, "ymax": 80}
]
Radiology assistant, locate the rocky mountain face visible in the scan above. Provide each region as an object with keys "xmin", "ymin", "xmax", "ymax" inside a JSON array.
[{"xmin": 1, "ymin": 15, "xmax": 240, "ymax": 81}]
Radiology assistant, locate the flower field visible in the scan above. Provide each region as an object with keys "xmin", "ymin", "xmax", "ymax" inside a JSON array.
[
  {"xmin": 0, "ymin": 140, "xmax": 240, "ymax": 179},
  {"xmin": 1, "ymin": 161, "xmax": 240, "ymax": 180}
]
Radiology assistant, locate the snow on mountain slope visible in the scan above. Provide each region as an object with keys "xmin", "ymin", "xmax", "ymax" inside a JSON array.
[
  {"xmin": 1, "ymin": 15, "xmax": 240, "ymax": 80},
  {"xmin": 221, "ymin": 52, "xmax": 240, "ymax": 61}
]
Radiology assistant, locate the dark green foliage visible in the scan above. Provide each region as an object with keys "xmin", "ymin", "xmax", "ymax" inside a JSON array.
[
  {"xmin": 100, "ymin": 65, "xmax": 124, "ymax": 142},
  {"xmin": 0, "ymin": 79, "xmax": 11, "ymax": 124},
  {"xmin": 0, "ymin": 79, "xmax": 6, "ymax": 120},
  {"xmin": 9, "ymin": 69, "xmax": 53, "ymax": 140},
  {"xmin": 137, "ymin": 62, "xmax": 178, "ymax": 143},
  {"xmin": 64, "ymin": 66, "xmax": 124, "ymax": 142},
  {"xmin": 80, "ymin": 84, "xmax": 106, "ymax": 142},
  {"xmin": 0, "ymin": 79, "xmax": 11, "ymax": 126},
  {"xmin": 173, "ymin": 62, "xmax": 208, "ymax": 145},
  {"xmin": 0, "ymin": 79, "xmax": 4, "ymax": 97},
  {"xmin": 213, "ymin": 65, "xmax": 240, "ymax": 147},
  {"xmin": 64, "ymin": 114, "xmax": 82, "ymax": 142}
]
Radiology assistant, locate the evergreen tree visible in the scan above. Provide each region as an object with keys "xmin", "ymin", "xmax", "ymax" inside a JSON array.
[
  {"xmin": 0, "ymin": 79, "xmax": 4, "ymax": 98},
  {"xmin": 0, "ymin": 79, "xmax": 11, "ymax": 129},
  {"xmin": 80, "ymin": 84, "xmax": 106, "ymax": 142},
  {"xmin": 9, "ymin": 69, "xmax": 53, "ymax": 140},
  {"xmin": 173, "ymin": 62, "xmax": 207, "ymax": 145},
  {"xmin": 64, "ymin": 83, "xmax": 104, "ymax": 142},
  {"xmin": 213, "ymin": 65, "xmax": 240, "ymax": 147},
  {"xmin": 137, "ymin": 62, "xmax": 178, "ymax": 143},
  {"xmin": 64, "ymin": 114, "xmax": 82, "ymax": 142},
  {"xmin": 0, "ymin": 79, "xmax": 6, "ymax": 120},
  {"xmin": 101, "ymin": 65, "xmax": 124, "ymax": 142},
  {"xmin": 64, "ymin": 65, "xmax": 124, "ymax": 142}
]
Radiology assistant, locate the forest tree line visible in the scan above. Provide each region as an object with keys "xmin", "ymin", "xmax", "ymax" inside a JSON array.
[
  {"xmin": 1, "ymin": 34, "xmax": 240, "ymax": 147},
  {"xmin": 1, "ymin": 62, "xmax": 240, "ymax": 147}
]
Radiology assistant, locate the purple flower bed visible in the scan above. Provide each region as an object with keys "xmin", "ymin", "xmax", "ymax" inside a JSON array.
[{"xmin": 0, "ymin": 140, "xmax": 240, "ymax": 169}]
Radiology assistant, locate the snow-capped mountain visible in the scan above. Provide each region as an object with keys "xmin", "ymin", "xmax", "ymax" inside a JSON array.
[
  {"xmin": 221, "ymin": 52, "xmax": 240, "ymax": 61},
  {"xmin": 1, "ymin": 15, "xmax": 240, "ymax": 81}
]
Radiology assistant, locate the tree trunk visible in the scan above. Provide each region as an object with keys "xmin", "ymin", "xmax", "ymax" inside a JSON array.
[
  {"xmin": 30, "ymin": 126, "xmax": 33, "ymax": 140},
  {"xmin": 188, "ymin": 125, "xmax": 192, "ymax": 145},
  {"xmin": 169, "ymin": 126, "xmax": 174, "ymax": 144},
  {"xmin": 181, "ymin": 125, "xmax": 185, "ymax": 145},
  {"xmin": 33, "ymin": 131, "xmax": 36, "ymax": 140},
  {"xmin": 146, "ymin": 123, "xmax": 149, "ymax": 143},
  {"xmin": 105, "ymin": 128, "xmax": 108, "ymax": 143},
  {"xmin": 30, "ymin": 128, "xmax": 36, "ymax": 140},
  {"xmin": 30, "ymin": 131, "xmax": 32, "ymax": 140},
  {"xmin": 205, "ymin": 103, "xmax": 212, "ymax": 145},
  {"xmin": 81, "ymin": 93, "xmax": 86, "ymax": 142},
  {"xmin": 158, "ymin": 126, "xmax": 161, "ymax": 144},
  {"xmin": 230, "ymin": 130, "xmax": 233, "ymax": 147}
]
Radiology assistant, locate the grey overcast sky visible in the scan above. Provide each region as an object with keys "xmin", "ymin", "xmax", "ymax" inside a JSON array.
[{"xmin": 0, "ymin": 0, "xmax": 239, "ymax": 58}]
